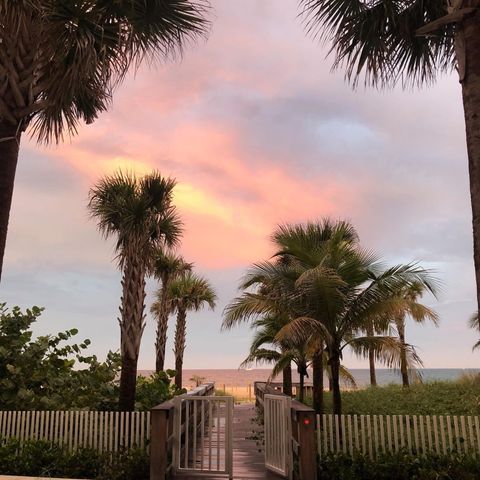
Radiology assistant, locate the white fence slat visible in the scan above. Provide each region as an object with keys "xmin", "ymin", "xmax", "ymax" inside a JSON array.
[
  {"xmin": 347, "ymin": 415, "xmax": 353, "ymax": 455},
  {"xmin": 392, "ymin": 415, "xmax": 398, "ymax": 452},
  {"xmin": 386, "ymin": 415, "xmax": 392, "ymax": 453},
  {"xmin": 335, "ymin": 415, "xmax": 341, "ymax": 452},
  {"xmin": 453, "ymin": 416, "xmax": 461, "ymax": 453},
  {"xmin": 419, "ymin": 415, "xmax": 426, "ymax": 455},
  {"xmin": 461, "ymin": 416, "xmax": 468, "ymax": 454},
  {"xmin": 341, "ymin": 415, "xmax": 347, "ymax": 454}
]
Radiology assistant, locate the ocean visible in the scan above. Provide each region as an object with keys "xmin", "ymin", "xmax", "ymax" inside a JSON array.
[{"xmin": 138, "ymin": 368, "xmax": 480, "ymax": 389}]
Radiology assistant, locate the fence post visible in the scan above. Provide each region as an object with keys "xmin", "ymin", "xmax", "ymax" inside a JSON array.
[
  {"xmin": 150, "ymin": 404, "xmax": 171, "ymax": 480},
  {"xmin": 297, "ymin": 410, "xmax": 317, "ymax": 480}
]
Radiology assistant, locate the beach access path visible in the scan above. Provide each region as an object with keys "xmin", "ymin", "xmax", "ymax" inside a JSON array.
[{"xmin": 178, "ymin": 403, "xmax": 282, "ymax": 479}]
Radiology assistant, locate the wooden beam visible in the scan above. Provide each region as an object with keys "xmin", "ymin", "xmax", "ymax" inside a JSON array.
[{"xmin": 416, "ymin": 8, "xmax": 477, "ymax": 36}]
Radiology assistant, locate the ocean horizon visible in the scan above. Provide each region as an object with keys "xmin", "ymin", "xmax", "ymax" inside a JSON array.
[{"xmin": 138, "ymin": 368, "xmax": 480, "ymax": 389}]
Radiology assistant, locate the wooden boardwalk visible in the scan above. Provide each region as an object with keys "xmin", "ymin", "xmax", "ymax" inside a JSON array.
[{"xmin": 177, "ymin": 404, "xmax": 281, "ymax": 480}]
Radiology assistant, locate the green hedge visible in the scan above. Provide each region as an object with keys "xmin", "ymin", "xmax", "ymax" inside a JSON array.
[
  {"xmin": 0, "ymin": 438, "xmax": 148, "ymax": 479},
  {"xmin": 318, "ymin": 452, "xmax": 480, "ymax": 479}
]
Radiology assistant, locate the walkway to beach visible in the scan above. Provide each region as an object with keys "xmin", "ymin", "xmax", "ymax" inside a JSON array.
[{"xmin": 178, "ymin": 403, "xmax": 281, "ymax": 480}]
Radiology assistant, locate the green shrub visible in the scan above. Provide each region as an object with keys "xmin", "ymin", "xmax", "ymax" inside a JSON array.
[
  {"xmin": 0, "ymin": 438, "xmax": 149, "ymax": 479},
  {"xmin": 318, "ymin": 452, "xmax": 480, "ymax": 480},
  {"xmin": 306, "ymin": 377, "xmax": 480, "ymax": 415}
]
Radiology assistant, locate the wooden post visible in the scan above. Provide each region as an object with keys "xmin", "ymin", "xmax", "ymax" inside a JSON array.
[
  {"xmin": 297, "ymin": 409, "xmax": 317, "ymax": 480},
  {"xmin": 150, "ymin": 403, "xmax": 173, "ymax": 480}
]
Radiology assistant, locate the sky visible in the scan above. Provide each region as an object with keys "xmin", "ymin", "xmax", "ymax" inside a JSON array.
[{"xmin": 1, "ymin": 0, "xmax": 477, "ymax": 370}]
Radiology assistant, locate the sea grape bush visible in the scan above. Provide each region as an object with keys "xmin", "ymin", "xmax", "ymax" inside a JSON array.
[
  {"xmin": 0, "ymin": 303, "xmax": 179, "ymax": 411},
  {"xmin": 0, "ymin": 303, "xmax": 121, "ymax": 410}
]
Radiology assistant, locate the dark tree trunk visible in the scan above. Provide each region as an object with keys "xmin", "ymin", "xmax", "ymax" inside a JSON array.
[
  {"xmin": 397, "ymin": 318, "xmax": 410, "ymax": 388},
  {"xmin": 118, "ymin": 256, "xmax": 147, "ymax": 411},
  {"xmin": 155, "ymin": 279, "xmax": 170, "ymax": 373},
  {"xmin": 312, "ymin": 348, "xmax": 324, "ymax": 414},
  {"xmin": 282, "ymin": 361, "xmax": 292, "ymax": 396},
  {"xmin": 174, "ymin": 308, "xmax": 187, "ymax": 389},
  {"xmin": 367, "ymin": 326, "xmax": 377, "ymax": 387},
  {"xmin": 0, "ymin": 121, "xmax": 21, "ymax": 282},
  {"xmin": 329, "ymin": 376, "xmax": 333, "ymax": 392},
  {"xmin": 119, "ymin": 354, "xmax": 139, "ymax": 411},
  {"xmin": 298, "ymin": 371, "xmax": 305, "ymax": 403},
  {"xmin": 460, "ymin": 10, "xmax": 480, "ymax": 318},
  {"xmin": 330, "ymin": 351, "xmax": 342, "ymax": 416}
]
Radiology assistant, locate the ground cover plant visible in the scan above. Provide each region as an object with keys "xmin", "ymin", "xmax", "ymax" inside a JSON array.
[
  {"xmin": 307, "ymin": 375, "xmax": 480, "ymax": 416},
  {"xmin": 0, "ymin": 438, "xmax": 148, "ymax": 480},
  {"xmin": 318, "ymin": 452, "xmax": 480, "ymax": 480}
]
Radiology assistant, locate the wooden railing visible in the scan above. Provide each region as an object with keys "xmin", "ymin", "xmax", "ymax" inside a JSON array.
[
  {"xmin": 150, "ymin": 382, "xmax": 215, "ymax": 480},
  {"xmin": 0, "ymin": 410, "xmax": 149, "ymax": 452},
  {"xmin": 254, "ymin": 382, "xmax": 317, "ymax": 480},
  {"xmin": 317, "ymin": 413, "xmax": 480, "ymax": 458}
]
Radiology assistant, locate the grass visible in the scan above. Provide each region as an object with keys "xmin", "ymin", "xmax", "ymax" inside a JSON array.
[{"xmin": 306, "ymin": 374, "xmax": 480, "ymax": 415}]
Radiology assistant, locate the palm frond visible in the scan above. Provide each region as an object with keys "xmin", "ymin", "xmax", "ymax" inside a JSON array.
[{"xmin": 299, "ymin": 0, "xmax": 454, "ymax": 88}]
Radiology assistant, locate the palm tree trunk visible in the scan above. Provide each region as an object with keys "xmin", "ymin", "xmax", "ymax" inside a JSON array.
[
  {"xmin": 397, "ymin": 317, "xmax": 409, "ymax": 388},
  {"xmin": 460, "ymin": 10, "xmax": 480, "ymax": 316},
  {"xmin": 282, "ymin": 361, "xmax": 292, "ymax": 396},
  {"xmin": 298, "ymin": 370, "xmax": 305, "ymax": 403},
  {"xmin": 174, "ymin": 307, "xmax": 187, "ymax": 389},
  {"xmin": 155, "ymin": 277, "xmax": 170, "ymax": 372},
  {"xmin": 0, "ymin": 121, "xmax": 21, "ymax": 282},
  {"xmin": 330, "ymin": 350, "xmax": 342, "ymax": 416},
  {"xmin": 118, "ymin": 256, "xmax": 146, "ymax": 411},
  {"xmin": 312, "ymin": 348, "xmax": 324, "ymax": 414},
  {"xmin": 367, "ymin": 325, "xmax": 377, "ymax": 387}
]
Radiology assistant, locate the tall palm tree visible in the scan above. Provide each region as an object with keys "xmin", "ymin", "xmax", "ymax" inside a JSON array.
[
  {"xmin": 0, "ymin": 1, "xmax": 209, "ymax": 281},
  {"xmin": 151, "ymin": 250, "xmax": 192, "ymax": 372},
  {"xmin": 271, "ymin": 219, "xmax": 358, "ymax": 413},
  {"xmin": 168, "ymin": 272, "xmax": 216, "ymax": 389},
  {"xmin": 88, "ymin": 170, "xmax": 181, "ymax": 411},
  {"xmin": 299, "ymin": 0, "xmax": 480, "ymax": 315},
  {"xmin": 393, "ymin": 282, "xmax": 439, "ymax": 387}
]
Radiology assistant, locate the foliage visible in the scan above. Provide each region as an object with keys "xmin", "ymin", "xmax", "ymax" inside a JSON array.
[
  {"xmin": 299, "ymin": 0, "xmax": 454, "ymax": 89},
  {"xmin": 0, "ymin": 438, "xmax": 148, "ymax": 480},
  {"xmin": 318, "ymin": 452, "xmax": 480, "ymax": 480},
  {"xmin": 0, "ymin": 303, "xmax": 120, "ymax": 411},
  {"xmin": 135, "ymin": 369, "xmax": 184, "ymax": 410},
  {"xmin": 0, "ymin": 0, "xmax": 209, "ymax": 142},
  {"xmin": 309, "ymin": 376, "xmax": 480, "ymax": 416}
]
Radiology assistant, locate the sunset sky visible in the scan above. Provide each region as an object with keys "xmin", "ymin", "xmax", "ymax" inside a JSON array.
[{"xmin": 2, "ymin": 0, "xmax": 476, "ymax": 370}]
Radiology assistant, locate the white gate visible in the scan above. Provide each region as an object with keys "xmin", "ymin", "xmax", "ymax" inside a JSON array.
[
  {"xmin": 173, "ymin": 395, "xmax": 233, "ymax": 478},
  {"xmin": 264, "ymin": 394, "xmax": 292, "ymax": 479}
]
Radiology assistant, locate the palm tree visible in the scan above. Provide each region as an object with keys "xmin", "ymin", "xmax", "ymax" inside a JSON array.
[
  {"xmin": 299, "ymin": 0, "xmax": 480, "ymax": 315},
  {"xmin": 271, "ymin": 219, "xmax": 358, "ymax": 413},
  {"xmin": 241, "ymin": 315, "xmax": 357, "ymax": 403},
  {"xmin": 240, "ymin": 314, "xmax": 310, "ymax": 401},
  {"xmin": 88, "ymin": 170, "xmax": 181, "ymax": 411},
  {"xmin": 0, "ymin": 1, "xmax": 208, "ymax": 281},
  {"xmin": 167, "ymin": 272, "xmax": 216, "ymax": 389},
  {"xmin": 151, "ymin": 250, "xmax": 192, "ymax": 372},
  {"xmin": 279, "ymin": 256, "xmax": 437, "ymax": 415},
  {"xmin": 393, "ymin": 282, "xmax": 439, "ymax": 387}
]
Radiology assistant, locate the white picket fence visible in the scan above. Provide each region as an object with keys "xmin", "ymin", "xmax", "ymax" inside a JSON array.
[
  {"xmin": 0, "ymin": 410, "xmax": 150, "ymax": 452},
  {"xmin": 317, "ymin": 414, "xmax": 480, "ymax": 458}
]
